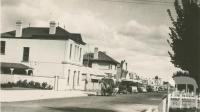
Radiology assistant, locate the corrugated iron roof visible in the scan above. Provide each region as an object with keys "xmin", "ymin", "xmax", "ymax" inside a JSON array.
[
  {"xmin": 1, "ymin": 26, "xmax": 85, "ymax": 45},
  {"xmin": 83, "ymin": 51, "xmax": 119, "ymax": 65}
]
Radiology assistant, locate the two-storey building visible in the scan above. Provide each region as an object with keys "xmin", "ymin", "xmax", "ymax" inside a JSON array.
[
  {"xmin": 83, "ymin": 47, "xmax": 119, "ymax": 78},
  {"xmin": 1, "ymin": 20, "xmax": 86, "ymax": 90}
]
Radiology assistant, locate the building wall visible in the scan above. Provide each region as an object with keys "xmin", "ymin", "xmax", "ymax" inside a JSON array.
[
  {"xmin": 1, "ymin": 38, "xmax": 84, "ymax": 65},
  {"xmin": 1, "ymin": 38, "xmax": 85, "ymax": 90},
  {"xmin": 91, "ymin": 62, "xmax": 117, "ymax": 77}
]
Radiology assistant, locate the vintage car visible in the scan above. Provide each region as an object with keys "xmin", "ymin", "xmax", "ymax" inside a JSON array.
[{"xmin": 118, "ymin": 80, "xmax": 138, "ymax": 94}]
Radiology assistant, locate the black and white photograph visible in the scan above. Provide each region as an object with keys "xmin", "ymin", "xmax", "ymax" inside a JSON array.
[{"xmin": 0, "ymin": 0, "xmax": 200, "ymax": 112}]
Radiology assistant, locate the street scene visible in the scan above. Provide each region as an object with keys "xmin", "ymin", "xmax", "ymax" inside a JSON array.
[{"xmin": 1, "ymin": 0, "xmax": 200, "ymax": 112}]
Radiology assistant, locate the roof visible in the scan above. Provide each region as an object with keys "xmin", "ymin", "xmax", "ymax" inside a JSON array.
[
  {"xmin": 173, "ymin": 76, "xmax": 198, "ymax": 88},
  {"xmin": 1, "ymin": 62, "xmax": 32, "ymax": 69},
  {"xmin": 83, "ymin": 51, "xmax": 119, "ymax": 65},
  {"xmin": 1, "ymin": 27, "xmax": 85, "ymax": 45}
]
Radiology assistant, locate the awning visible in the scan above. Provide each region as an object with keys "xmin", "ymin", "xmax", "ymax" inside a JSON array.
[
  {"xmin": 121, "ymin": 79, "xmax": 142, "ymax": 83},
  {"xmin": 0, "ymin": 62, "xmax": 32, "ymax": 69},
  {"xmin": 82, "ymin": 67, "xmax": 106, "ymax": 76},
  {"xmin": 90, "ymin": 74, "xmax": 104, "ymax": 80},
  {"xmin": 173, "ymin": 76, "xmax": 198, "ymax": 88}
]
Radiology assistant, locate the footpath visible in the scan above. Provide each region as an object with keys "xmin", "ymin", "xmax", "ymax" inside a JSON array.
[{"xmin": 0, "ymin": 90, "xmax": 95, "ymax": 102}]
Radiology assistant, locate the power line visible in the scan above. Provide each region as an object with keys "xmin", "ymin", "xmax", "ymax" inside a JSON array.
[{"xmin": 96, "ymin": 0, "xmax": 174, "ymax": 6}]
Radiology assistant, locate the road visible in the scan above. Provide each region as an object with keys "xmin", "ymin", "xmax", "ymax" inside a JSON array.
[{"xmin": 1, "ymin": 92, "xmax": 166, "ymax": 112}]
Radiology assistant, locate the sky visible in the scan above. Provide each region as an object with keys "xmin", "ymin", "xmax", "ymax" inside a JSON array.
[{"xmin": 1, "ymin": 0, "xmax": 179, "ymax": 84}]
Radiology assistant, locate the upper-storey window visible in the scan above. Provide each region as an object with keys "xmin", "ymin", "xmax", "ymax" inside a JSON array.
[
  {"xmin": 0, "ymin": 41, "xmax": 6, "ymax": 55},
  {"xmin": 69, "ymin": 44, "xmax": 72, "ymax": 59},
  {"xmin": 77, "ymin": 46, "xmax": 79, "ymax": 61},
  {"xmin": 22, "ymin": 47, "xmax": 30, "ymax": 62},
  {"xmin": 74, "ymin": 45, "xmax": 77, "ymax": 60},
  {"xmin": 79, "ymin": 48, "xmax": 82, "ymax": 62}
]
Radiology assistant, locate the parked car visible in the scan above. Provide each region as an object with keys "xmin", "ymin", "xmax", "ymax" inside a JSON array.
[
  {"xmin": 138, "ymin": 86, "xmax": 147, "ymax": 93},
  {"xmin": 146, "ymin": 85, "xmax": 154, "ymax": 92},
  {"xmin": 131, "ymin": 86, "xmax": 138, "ymax": 93},
  {"xmin": 141, "ymin": 87, "xmax": 147, "ymax": 92},
  {"xmin": 118, "ymin": 80, "xmax": 138, "ymax": 94}
]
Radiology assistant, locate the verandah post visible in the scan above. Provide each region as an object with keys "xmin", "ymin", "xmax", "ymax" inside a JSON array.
[
  {"xmin": 167, "ymin": 93, "xmax": 171, "ymax": 112},
  {"xmin": 180, "ymin": 93, "xmax": 182, "ymax": 109}
]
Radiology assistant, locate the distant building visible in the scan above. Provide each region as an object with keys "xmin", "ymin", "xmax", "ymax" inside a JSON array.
[
  {"xmin": 1, "ymin": 20, "xmax": 86, "ymax": 90},
  {"xmin": 116, "ymin": 60, "xmax": 128, "ymax": 81},
  {"xmin": 83, "ymin": 47, "xmax": 119, "ymax": 78},
  {"xmin": 147, "ymin": 77, "xmax": 163, "ymax": 91}
]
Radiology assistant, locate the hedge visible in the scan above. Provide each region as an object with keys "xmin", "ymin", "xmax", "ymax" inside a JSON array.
[{"xmin": 1, "ymin": 80, "xmax": 53, "ymax": 90}]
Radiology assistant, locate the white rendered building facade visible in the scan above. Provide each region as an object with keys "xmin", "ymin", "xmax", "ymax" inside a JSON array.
[{"xmin": 1, "ymin": 21, "xmax": 86, "ymax": 90}]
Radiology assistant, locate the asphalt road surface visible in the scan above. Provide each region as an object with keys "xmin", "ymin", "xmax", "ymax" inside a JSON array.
[{"xmin": 1, "ymin": 92, "xmax": 166, "ymax": 112}]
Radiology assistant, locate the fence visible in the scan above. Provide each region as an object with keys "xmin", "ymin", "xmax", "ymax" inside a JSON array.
[
  {"xmin": 0, "ymin": 74, "xmax": 68, "ymax": 90},
  {"xmin": 158, "ymin": 92, "xmax": 200, "ymax": 112},
  {"xmin": 168, "ymin": 92, "xmax": 200, "ymax": 109}
]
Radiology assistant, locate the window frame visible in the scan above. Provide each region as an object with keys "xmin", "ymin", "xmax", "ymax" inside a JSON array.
[
  {"xmin": 69, "ymin": 44, "xmax": 72, "ymax": 60},
  {"xmin": 0, "ymin": 41, "xmax": 6, "ymax": 55},
  {"xmin": 22, "ymin": 47, "xmax": 30, "ymax": 62}
]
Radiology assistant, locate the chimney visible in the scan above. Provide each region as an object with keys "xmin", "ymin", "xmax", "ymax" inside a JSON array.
[
  {"xmin": 15, "ymin": 20, "xmax": 22, "ymax": 37},
  {"xmin": 49, "ymin": 21, "xmax": 56, "ymax": 34},
  {"xmin": 94, "ymin": 47, "xmax": 98, "ymax": 59}
]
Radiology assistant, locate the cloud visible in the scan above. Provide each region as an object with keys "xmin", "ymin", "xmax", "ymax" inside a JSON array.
[
  {"xmin": 1, "ymin": 0, "xmax": 22, "ymax": 6},
  {"xmin": 117, "ymin": 20, "xmax": 170, "ymax": 57}
]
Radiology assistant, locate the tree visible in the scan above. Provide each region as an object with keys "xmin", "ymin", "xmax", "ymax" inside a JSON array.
[{"xmin": 167, "ymin": 0, "xmax": 200, "ymax": 88}]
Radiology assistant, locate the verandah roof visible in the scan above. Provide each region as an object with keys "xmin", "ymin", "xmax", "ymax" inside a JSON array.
[
  {"xmin": 173, "ymin": 76, "xmax": 198, "ymax": 89},
  {"xmin": 0, "ymin": 62, "xmax": 32, "ymax": 69}
]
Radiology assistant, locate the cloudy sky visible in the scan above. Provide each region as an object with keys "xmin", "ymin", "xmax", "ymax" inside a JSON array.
[{"xmin": 1, "ymin": 0, "xmax": 179, "ymax": 83}]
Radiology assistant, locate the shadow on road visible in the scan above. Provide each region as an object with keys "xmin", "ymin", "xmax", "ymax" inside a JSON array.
[{"xmin": 46, "ymin": 106, "xmax": 117, "ymax": 112}]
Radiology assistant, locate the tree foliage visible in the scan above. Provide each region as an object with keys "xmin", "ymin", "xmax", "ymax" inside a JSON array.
[{"xmin": 167, "ymin": 0, "xmax": 200, "ymax": 86}]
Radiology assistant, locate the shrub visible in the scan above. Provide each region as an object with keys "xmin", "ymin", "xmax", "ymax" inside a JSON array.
[
  {"xmin": 16, "ymin": 80, "xmax": 22, "ymax": 87},
  {"xmin": 46, "ymin": 85, "xmax": 53, "ymax": 90},
  {"xmin": 34, "ymin": 82, "xmax": 41, "ymax": 89},
  {"xmin": 28, "ymin": 81, "xmax": 35, "ymax": 88},
  {"xmin": 22, "ymin": 80, "xmax": 28, "ymax": 87},
  {"xmin": 1, "ymin": 82, "xmax": 15, "ymax": 88},
  {"xmin": 1, "ymin": 80, "xmax": 53, "ymax": 90},
  {"xmin": 41, "ymin": 82, "xmax": 48, "ymax": 89},
  {"xmin": 8, "ymin": 82, "xmax": 14, "ymax": 87}
]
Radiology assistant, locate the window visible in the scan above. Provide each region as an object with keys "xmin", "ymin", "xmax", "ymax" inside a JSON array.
[
  {"xmin": 67, "ymin": 69, "xmax": 70, "ymax": 85},
  {"xmin": 77, "ymin": 71, "xmax": 80, "ymax": 86},
  {"xmin": 69, "ymin": 44, "xmax": 72, "ymax": 59},
  {"xmin": 82, "ymin": 74, "xmax": 86, "ymax": 81},
  {"xmin": 108, "ymin": 65, "xmax": 112, "ymax": 70},
  {"xmin": 22, "ymin": 47, "xmax": 30, "ymax": 62},
  {"xmin": 74, "ymin": 45, "xmax": 77, "ymax": 60},
  {"xmin": 77, "ymin": 46, "xmax": 79, "ymax": 60},
  {"xmin": 110, "ymin": 65, "xmax": 112, "ymax": 70},
  {"xmin": 79, "ymin": 48, "xmax": 82, "ymax": 62},
  {"xmin": 0, "ymin": 41, "xmax": 6, "ymax": 55},
  {"xmin": 73, "ymin": 71, "xmax": 76, "ymax": 89}
]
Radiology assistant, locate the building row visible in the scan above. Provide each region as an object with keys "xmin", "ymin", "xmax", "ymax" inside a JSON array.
[
  {"xmin": 0, "ymin": 21, "xmax": 121, "ymax": 90},
  {"xmin": 0, "ymin": 20, "xmax": 166, "ymax": 91}
]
